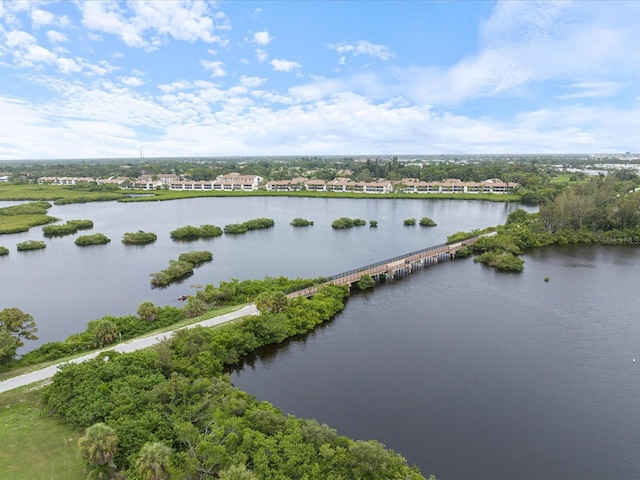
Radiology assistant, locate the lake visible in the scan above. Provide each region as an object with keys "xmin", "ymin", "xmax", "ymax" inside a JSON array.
[
  {"xmin": 233, "ymin": 244, "xmax": 640, "ymax": 480},
  {"xmin": 0, "ymin": 196, "xmax": 523, "ymax": 351}
]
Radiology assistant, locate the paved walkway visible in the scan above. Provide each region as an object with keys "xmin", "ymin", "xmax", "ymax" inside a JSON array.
[{"xmin": 0, "ymin": 304, "xmax": 258, "ymax": 394}]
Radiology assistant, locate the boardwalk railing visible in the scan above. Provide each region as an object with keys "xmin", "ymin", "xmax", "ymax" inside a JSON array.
[{"xmin": 287, "ymin": 234, "xmax": 489, "ymax": 299}]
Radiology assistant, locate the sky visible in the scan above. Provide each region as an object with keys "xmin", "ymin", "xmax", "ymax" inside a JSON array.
[{"xmin": 0, "ymin": 0, "xmax": 639, "ymax": 160}]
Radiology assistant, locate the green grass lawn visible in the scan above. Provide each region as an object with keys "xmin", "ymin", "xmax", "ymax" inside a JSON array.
[{"xmin": 0, "ymin": 386, "xmax": 84, "ymax": 480}]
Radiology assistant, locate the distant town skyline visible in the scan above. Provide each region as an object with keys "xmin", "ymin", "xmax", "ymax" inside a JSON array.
[{"xmin": 1, "ymin": 0, "xmax": 639, "ymax": 160}]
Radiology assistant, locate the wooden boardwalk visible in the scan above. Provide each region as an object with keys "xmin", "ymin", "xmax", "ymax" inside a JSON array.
[{"xmin": 287, "ymin": 234, "xmax": 490, "ymax": 299}]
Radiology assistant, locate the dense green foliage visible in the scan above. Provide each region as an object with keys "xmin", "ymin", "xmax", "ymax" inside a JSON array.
[
  {"xmin": 290, "ymin": 217, "xmax": 314, "ymax": 226},
  {"xmin": 178, "ymin": 250, "xmax": 213, "ymax": 266},
  {"xmin": 42, "ymin": 223, "xmax": 79, "ymax": 236},
  {"xmin": 455, "ymin": 174, "xmax": 640, "ymax": 272},
  {"xmin": 419, "ymin": 217, "xmax": 437, "ymax": 227},
  {"xmin": 0, "ymin": 308, "xmax": 38, "ymax": 364},
  {"xmin": 225, "ymin": 218, "xmax": 275, "ymax": 234},
  {"xmin": 224, "ymin": 223, "xmax": 248, "ymax": 234},
  {"xmin": 369, "ymin": 220, "xmax": 378, "ymax": 227},
  {"xmin": 16, "ymin": 240, "xmax": 46, "ymax": 251},
  {"xmin": 356, "ymin": 274, "xmax": 376, "ymax": 290},
  {"xmin": 404, "ymin": 218, "xmax": 416, "ymax": 226},
  {"xmin": 75, "ymin": 233, "xmax": 111, "ymax": 246},
  {"xmin": 331, "ymin": 217, "xmax": 366, "ymax": 229},
  {"xmin": 17, "ymin": 306, "xmax": 185, "ymax": 366},
  {"xmin": 43, "ymin": 219, "xmax": 95, "ymax": 237},
  {"xmin": 170, "ymin": 224, "xmax": 223, "ymax": 240},
  {"xmin": 151, "ymin": 251, "xmax": 213, "ymax": 287},
  {"xmin": 122, "ymin": 230, "xmax": 158, "ymax": 245},
  {"xmin": 40, "ymin": 283, "xmax": 425, "ymax": 479},
  {"xmin": 67, "ymin": 219, "xmax": 94, "ymax": 230},
  {"xmin": 151, "ymin": 260, "xmax": 196, "ymax": 287},
  {"xmin": 0, "ymin": 246, "xmax": 8, "ymax": 255}
]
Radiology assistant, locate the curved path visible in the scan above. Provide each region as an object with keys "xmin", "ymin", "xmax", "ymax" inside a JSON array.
[{"xmin": 0, "ymin": 304, "xmax": 258, "ymax": 394}]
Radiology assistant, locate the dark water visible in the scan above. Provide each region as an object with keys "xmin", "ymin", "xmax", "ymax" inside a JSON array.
[
  {"xmin": 233, "ymin": 245, "xmax": 640, "ymax": 480},
  {"xmin": 0, "ymin": 197, "xmax": 523, "ymax": 351}
]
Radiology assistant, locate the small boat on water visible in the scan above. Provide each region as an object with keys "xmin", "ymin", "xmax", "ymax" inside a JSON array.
[{"xmin": 178, "ymin": 295, "xmax": 189, "ymax": 301}]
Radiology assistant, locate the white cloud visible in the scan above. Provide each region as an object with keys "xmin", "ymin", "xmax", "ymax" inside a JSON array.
[
  {"xmin": 555, "ymin": 81, "xmax": 621, "ymax": 100},
  {"xmin": 121, "ymin": 76, "xmax": 145, "ymax": 87},
  {"xmin": 46, "ymin": 30, "xmax": 69, "ymax": 43},
  {"xmin": 81, "ymin": 0, "xmax": 229, "ymax": 50},
  {"xmin": 328, "ymin": 40, "xmax": 395, "ymax": 61},
  {"xmin": 55, "ymin": 57, "xmax": 82, "ymax": 74},
  {"xmin": 255, "ymin": 48, "xmax": 268, "ymax": 62},
  {"xmin": 201, "ymin": 59, "xmax": 226, "ymax": 77},
  {"xmin": 240, "ymin": 76, "xmax": 265, "ymax": 88},
  {"xmin": 270, "ymin": 58, "xmax": 300, "ymax": 73},
  {"xmin": 31, "ymin": 9, "xmax": 55, "ymax": 29},
  {"xmin": 253, "ymin": 30, "xmax": 272, "ymax": 45}
]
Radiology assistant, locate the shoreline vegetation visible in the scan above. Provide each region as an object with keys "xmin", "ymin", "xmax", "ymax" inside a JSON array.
[
  {"xmin": 2, "ymin": 275, "xmax": 431, "ymax": 479},
  {"xmin": 448, "ymin": 173, "xmax": 640, "ymax": 272}
]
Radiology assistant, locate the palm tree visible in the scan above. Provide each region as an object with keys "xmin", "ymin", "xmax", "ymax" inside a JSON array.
[
  {"xmin": 134, "ymin": 442, "xmax": 173, "ymax": 480},
  {"xmin": 137, "ymin": 300, "xmax": 159, "ymax": 322},
  {"xmin": 92, "ymin": 319, "xmax": 119, "ymax": 347},
  {"xmin": 78, "ymin": 423, "xmax": 119, "ymax": 471}
]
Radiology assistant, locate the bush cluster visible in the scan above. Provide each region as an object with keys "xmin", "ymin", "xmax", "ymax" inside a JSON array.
[
  {"xmin": 331, "ymin": 217, "xmax": 366, "ymax": 229},
  {"xmin": 170, "ymin": 224, "xmax": 223, "ymax": 240},
  {"xmin": 75, "ymin": 233, "xmax": 111, "ymax": 246},
  {"xmin": 16, "ymin": 240, "xmax": 46, "ymax": 251},
  {"xmin": 122, "ymin": 230, "xmax": 157, "ymax": 245},
  {"xmin": 151, "ymin": 250, "xmax": 213, "ymax": 287},
  {"xmin": 43, "ymin": 219, "xmax": 93, "ymax": 237},
  {"xmin": 290, "ymin": 217, "xmax": 314, "ymax": 227},
  {"xmin": 419, "ymin": 217, "xmax": 437, "ymax": 227},
  {"xmin": 224, "ymin": 217, "xmax": 275, "ymax": 234}
]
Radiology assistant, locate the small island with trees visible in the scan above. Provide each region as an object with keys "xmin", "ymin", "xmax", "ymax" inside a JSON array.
[
  {"xmin": 150, "ymin": 250, "xmax": 213, "ymax": 287},
  {"xmin": 122, "ymin": 230, "xmax": 157, "ymax": 245},
  {"xmin": 75, "ymin": 233, "xmax": 111, "ymax": 246},
  {"xmin": 332, "ymin": 217, "xmax": 367, "ymax": 229},
  {"xmin": 16, "ymin": 240, "xmax": 46, "ymax": 251},
  {"xmin": 170, "ymin": 224, "xmax": 223, "ymax": 241}
]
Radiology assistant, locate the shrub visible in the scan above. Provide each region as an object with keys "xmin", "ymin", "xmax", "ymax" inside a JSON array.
[
  {"xmin": 67, "ymin": 219, "xmax": 94, "ymax": 230},
  {"xmin": 403, "ymin": 218, "xmax": 416, "ymax": 226},
  {"xmin": 151, "ymin": 260, "xmax": 194, "ymax": 287},
  {"xmin": 369, "ymin": 220, "xmax": 378, "ymax": 228},
  {"xmin": 170, "ymin": 225, "xmax": 201, "ymax": 240},
  {"xmin": 419, "ymin": 217, "xmax": 437, "ymax": 227},
  {"xmin": 244, "ymin": 218, "xmax": 275, "ymax": 230},
  {"xmin": 224, "ymin": 223, "xmax": 248, "ymax": 234},
  {"xmin": 75, "ymin": 233, "xmax": 111, "ymax": 246},
  {"xmin": 474, "ymin": 251, "xmax": 524, "ymax": 272},
  {"xmin": 356, "ymin": 274, "xmax": 376, "ymax": 290},
  {"xmin": 198, "ymin": 224, "xmax": 223, "ymax": 238},
  {"xmin": 291, "ymin": 218, "xmax": 314, "ymax": 227},
  {"xmin": 42, "ymin": 223, "xmax": 79, "ymax": 236},
  {"xmin": 331, "ymin": 217, "xmax": 366, "ymax": 229},
  {"xmin": 0, "ymin": 246, "xmax": 8, "ymax": 256},
  {"xmin": 17, "ymin": 240, "xmax": 46, "ymax": 251},
  {"xmin": 122, "ymin": 230, "xmax": 157, "ymax": 245},
  {"xmin": 178, "ymin": 250, "xmax": 213, "ymax": 266}
]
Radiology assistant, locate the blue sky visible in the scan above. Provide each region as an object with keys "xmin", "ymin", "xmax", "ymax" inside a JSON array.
[{"xmin": 0, "ymin": 0, "xmax": 638, "ymax": 160}]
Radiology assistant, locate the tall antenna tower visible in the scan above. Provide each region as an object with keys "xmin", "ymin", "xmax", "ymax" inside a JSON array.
[{"xmin": 139, "ymin": 142, "xmax": 145, "ymax": 163}]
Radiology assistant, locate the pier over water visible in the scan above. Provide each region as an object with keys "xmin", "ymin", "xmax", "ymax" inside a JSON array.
[{"xmin": 288, "ymin": 234, "xmax": 490, "ymax": 298}]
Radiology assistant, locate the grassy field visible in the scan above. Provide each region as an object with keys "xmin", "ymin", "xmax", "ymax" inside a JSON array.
[{"xmin": 0, "ymin": 385, "xmax": 84, "ymax": 480}]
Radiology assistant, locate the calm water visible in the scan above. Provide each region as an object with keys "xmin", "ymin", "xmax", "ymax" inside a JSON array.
[
  {"xmin": 233, "ymin": 245, "xmax": 640, "ymax": 480},
  {"xmin": 0, "ymin": 197, "xmax": 522, "ymax": 351}
]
